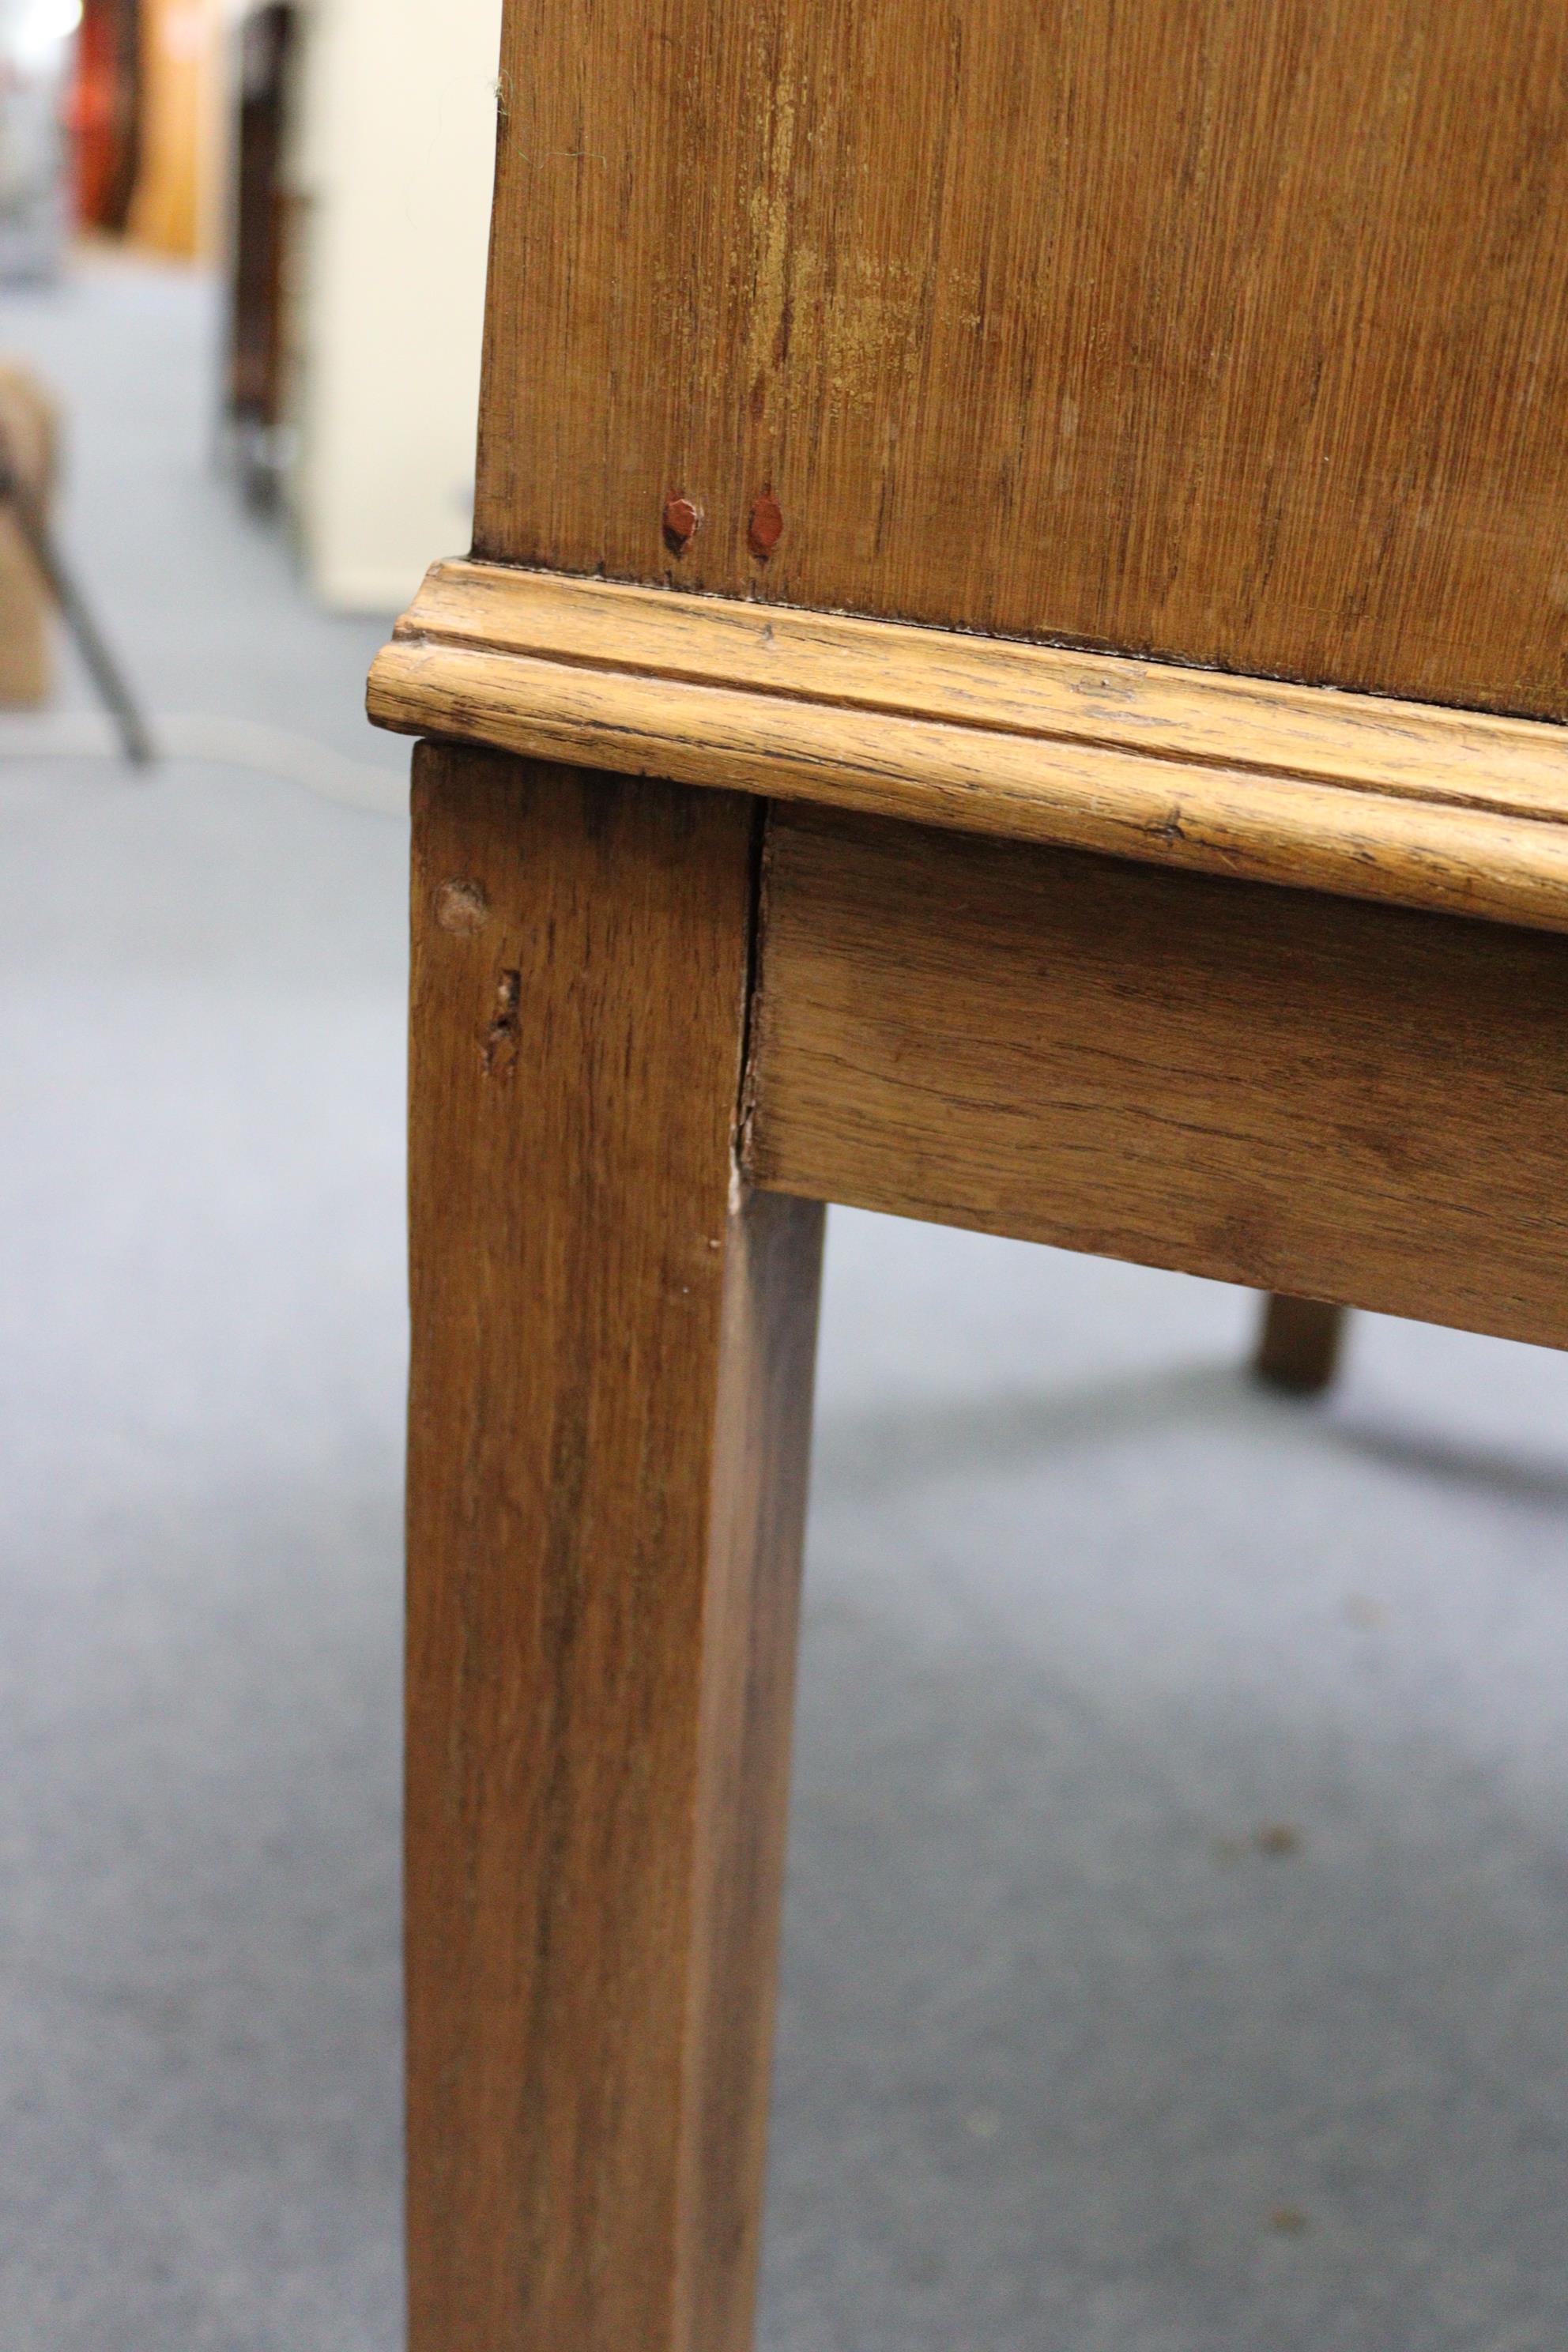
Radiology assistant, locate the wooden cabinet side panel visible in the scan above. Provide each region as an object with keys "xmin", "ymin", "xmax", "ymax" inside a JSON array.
[{"xmin": 476, "ymin": 0, "xmax": 1568, "ymax": 718}]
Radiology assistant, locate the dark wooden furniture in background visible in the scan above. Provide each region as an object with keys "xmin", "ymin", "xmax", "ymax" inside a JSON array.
[
  {"xmin": 224, "ymin": 2, "xmax": 295, "ymax": 503},
  {"xmin": 71, "ymin": 0, "xmax": 141, "ymax": 237},
  {"xmin": 370, "ymin": 4, "xmax": 1568, "ymax": 2345}
]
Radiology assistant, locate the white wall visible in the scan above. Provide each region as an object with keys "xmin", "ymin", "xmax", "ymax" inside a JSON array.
[{"xmin": 288, "ymin": 0, "xmax": 503, "ymax": 613}]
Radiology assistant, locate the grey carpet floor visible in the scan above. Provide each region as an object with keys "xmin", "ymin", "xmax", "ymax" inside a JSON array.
[{"xmin": 2, "ymin": 257, "xmax": 1566, "ymax": 2352}]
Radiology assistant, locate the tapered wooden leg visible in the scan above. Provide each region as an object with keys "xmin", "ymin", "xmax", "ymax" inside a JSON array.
[
  {"xmin": 406, "ymin": 745, "xmax": 824, "ymax": 2352},
  {"xmin": 1253, "ymin": 1292, "xmax": 1348, "ymax": 1396}
]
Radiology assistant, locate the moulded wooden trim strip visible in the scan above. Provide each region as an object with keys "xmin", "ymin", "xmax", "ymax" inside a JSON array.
[
  {"xmin": 368, "ymin": 560, "xmax": 1568, "ymax": 933},
  {"xmin": 387, "ymin": 561, "xmax": 1568, "ymax": 810}
]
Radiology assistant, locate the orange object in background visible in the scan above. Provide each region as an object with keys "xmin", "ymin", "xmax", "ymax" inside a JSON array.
[
  {"xmin": 68, "ymin": 0, "xmax": 222, "ymax": 259},
  {"xmin": 126, "ymin": 0, "xmax": 220, "ymax": 259},
  {"xmin": 72, "ymin": 0, "xmax": 140, "ymax": 233}
]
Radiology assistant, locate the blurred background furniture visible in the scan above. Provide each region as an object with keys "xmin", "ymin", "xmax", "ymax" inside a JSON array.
[
  {"xmin": 0, "ymin": 0, "xmax": 77, "ymax": 280},
  {"xmin": 221, "ymin": 0, "xmax": 502, "ymax": 609},
  {"xmin": 222, "ymin": 0, "xmax": 289, "ymax": 499},
  {"xmin": 0, "ymin": 358, "xmax": 54, "ymax": 701},
  {"xmin": 0, "ymin": 349, "xmax": 154, "ymax": 756},
  {"xmin": 6, "ymin": 0, "xmax": 228, "ymax": 277},
  {"xmin": 9, "ymin": 0, "xmax": 504, "ymax": 616},
  {"xmin": 368, "ymin": 8, "xmax": 1568, "ymax": 2349},
  {"xmin": 73, "ymin": 0, "xmax": 142, "ymax": 239}
]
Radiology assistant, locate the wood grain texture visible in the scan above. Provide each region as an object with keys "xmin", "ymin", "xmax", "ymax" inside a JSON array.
[
  {"xmin": 370, "ymin": 560, "xmax": 1568, "ymax": 933},
  {"xmin": 746, "ymin": 805, "xmax": 1568, "ymax": 1348},
  {"xmin": 476, "ymin": 0, "xmax": 1568, "ymax": 719},
  {"xmin": 408, "ymin": 744, "xmax": 823, "ymax": 2352}
]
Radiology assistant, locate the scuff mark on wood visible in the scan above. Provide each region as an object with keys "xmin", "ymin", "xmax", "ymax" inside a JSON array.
[
  {"xmin": 436, "ymin": 879, "xmax": 490, "ymax": 933},
  {"xmin": 482, "ymin": 968, "xmax": 522, "ymax": 1076}
]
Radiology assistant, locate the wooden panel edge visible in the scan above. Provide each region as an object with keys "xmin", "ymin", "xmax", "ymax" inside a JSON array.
[
  {"xmin": 744, "ymin": 805, "xmax": 1568, "ymax": 1352},
  {"xmin": 368, "ymin": 560, "xmax": 1568, "ymax": 933}
]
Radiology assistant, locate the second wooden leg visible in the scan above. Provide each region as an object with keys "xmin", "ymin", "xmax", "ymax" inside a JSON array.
[
  {"xmin": 1254, "ymin": 1293, "xmax": 1348, "ymax": 1395},
  {"xmin": 406, "ymin": 746, "xmax": 824, "ymax": 2352}
]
